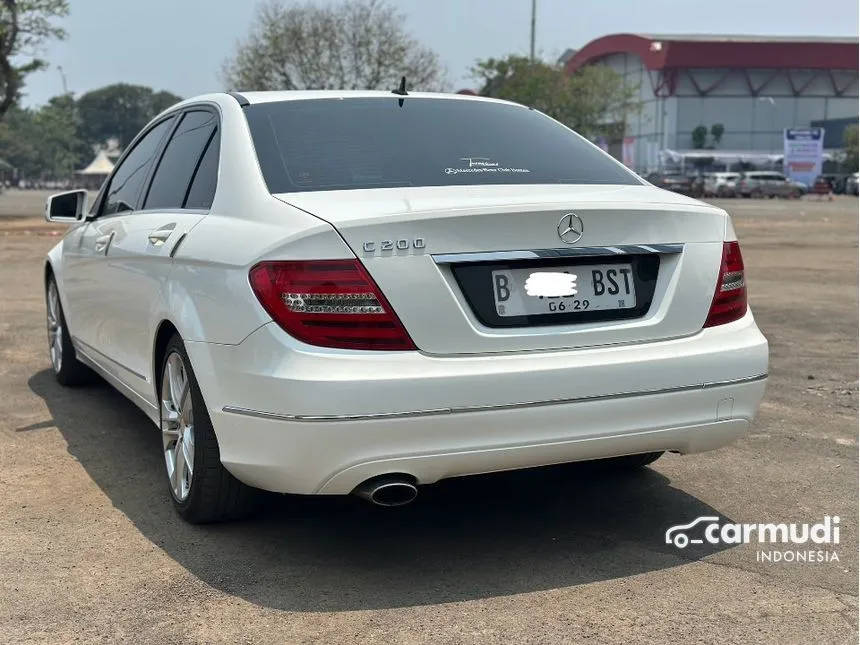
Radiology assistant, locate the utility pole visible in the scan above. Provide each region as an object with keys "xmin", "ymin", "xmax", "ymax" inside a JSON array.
[{"xmin": 529, "ymin": 0, "xmax": 536, "ymax": 62}]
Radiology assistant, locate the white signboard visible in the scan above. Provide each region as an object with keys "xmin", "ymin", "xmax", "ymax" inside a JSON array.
[{"xmin": 783, "ymin": 128, "xmax": 825, "ymax": 187}]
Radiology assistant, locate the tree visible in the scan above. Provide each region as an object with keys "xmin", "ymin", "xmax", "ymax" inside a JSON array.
[
  {"xmin": 470, "ymin": 55, "xmax": 639, "ymax": 140},
  {"xmin": 34, "ymin": 93, "xmax": 90, "ymax": 176},
  {"xmin": 691, "ymin": 125, "xmax": 708, "ymax": 149},
  {"xmin": 0, "ymin": 93, "xmax": 87, "ymax": 178},
  {"xmin": 710, "ymin": 123, "xmax": 725, "ymax": 146},
  {"xmin": 75, "ymin": 83, "xmax": 182, "ymax": 148},
  {"xmin": 843, "ymin": 125, "xmax": 858, "ymax": 172},
  {"xmin": 222, "ymin": 0, "xmax": 446, "ymax": 92},
  {"xmin": 0, "ymin": 0, "xmax": 69, "ymax": 121},
  {"xmin": 692, "ymin": 123, "xmax": 725, "ymax": 150}
]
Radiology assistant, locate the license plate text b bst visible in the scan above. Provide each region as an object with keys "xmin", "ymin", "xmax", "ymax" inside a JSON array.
[{"xmin": 491, "ymin": 263, "xmax": 637, "ymax": 317}]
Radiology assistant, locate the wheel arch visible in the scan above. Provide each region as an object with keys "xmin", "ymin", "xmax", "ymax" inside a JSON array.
[
  {"xmin": 152, "ymin": 319, "xmax": 181, "ymax": 403},
  {"xmin": 44, "ymin": 259, "xmax": 55, "ymax": 285}
]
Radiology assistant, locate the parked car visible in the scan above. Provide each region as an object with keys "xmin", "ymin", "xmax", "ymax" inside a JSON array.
[
  {"xmin": 42, "ymin": 90, "xmax": 769, "ymax": 523},
  {"xmin": 644, "ymin": 172, "xmax": 695, "ymax": 195},
  {"xmin": 703, "ymin": 172, "xmax": 741, "ymax": 197},
  {"xmin": 736, "ymin": 171, "xmax": 804, "ymax": 199},
  {"xmin": 788, "ymin": 178, "xmax": 808, "ymax": 196},
  {"xmin": 817, "ymin": 173, "xmax": 849, "ymax": 194},
  {"xmin": 845, "ymin": 173, "xmax": 859, "ymax": 196}
]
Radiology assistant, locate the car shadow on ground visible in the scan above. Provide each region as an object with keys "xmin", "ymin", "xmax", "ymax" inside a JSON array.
[{"xmin": 28, "ymin": 368, "xmax": 735, "ymax": 612}]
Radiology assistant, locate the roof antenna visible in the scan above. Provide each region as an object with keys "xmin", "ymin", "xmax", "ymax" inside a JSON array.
[
  {"xmin": 392, "ymin": 76, "xmax": 408, "ymax": 96},
  {"xmin": 392, "ymin": 76, "xmax": 409, "ymax": 106}
]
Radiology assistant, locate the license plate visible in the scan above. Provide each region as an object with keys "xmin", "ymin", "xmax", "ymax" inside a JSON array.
[{"xmin": 491, "ymin": 263, "xmax": 636, "ymax": 317}]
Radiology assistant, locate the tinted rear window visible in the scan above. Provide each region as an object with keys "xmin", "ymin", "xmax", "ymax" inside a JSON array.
[{"xmin": 243, "ymin": 97, "xmax": 641, "ymax": 193}]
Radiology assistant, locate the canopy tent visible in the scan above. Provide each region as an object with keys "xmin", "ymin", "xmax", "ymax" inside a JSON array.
[
  {"xmin": 78, "ymin": 150, "xmax": 115, "ymax": 175},
  {"xmin": 661, "ymin": 148, "xmax": 844, "ymax": 169},
  {"xmin": 661, "ymin": 149, "xmax": 783, "ymax": 166}
]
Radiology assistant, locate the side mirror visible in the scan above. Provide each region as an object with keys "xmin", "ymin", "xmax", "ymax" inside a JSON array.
[{"xmin": 45, "ymin": 189, "xmax": 88, "ymax": 223}]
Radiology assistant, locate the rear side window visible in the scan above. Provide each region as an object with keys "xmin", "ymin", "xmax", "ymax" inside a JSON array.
[
  {"xmin": 144, "ymin": 110, "xmax": 218, "ymax": 210},
  {"xmin": 244, "ymin": 97, "xmax": 641, "ymax": 193},
  {"xmin": 102, "ymin": 116, "xmax": 176, "ymax": 215},
  {"xmin": 184, "ymin": 128, "xmax": 220, "ymax": 209}
]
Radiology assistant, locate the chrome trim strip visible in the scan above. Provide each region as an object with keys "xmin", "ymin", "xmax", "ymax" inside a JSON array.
[
  {"xmin": 71, "ymin": 336, "xmax": 149, "ymax": 382},
  {"xmin": 73, "ymin": 344, "xmax": 159, "ymax": 418},
  {"xmin": 222, "ymin": 373, "xmax": 768, "ymax": 423},
  {"xmin": 431, "ymin": 244, "xmax": 684, "ymax": 264}
]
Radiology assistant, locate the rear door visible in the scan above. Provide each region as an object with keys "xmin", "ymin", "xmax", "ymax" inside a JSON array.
[
  {"xmin": 95, "ymin": 108, "xmax": 218, "ymax": 393},
  {"xmin": 770, "ymin": 172, "xmax": 789, "ymax": 196}
]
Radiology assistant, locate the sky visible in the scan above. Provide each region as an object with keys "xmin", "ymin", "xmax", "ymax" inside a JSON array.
[{"xmin": 19, "ymin": 0, "xmax": 860, "ymax": 107}]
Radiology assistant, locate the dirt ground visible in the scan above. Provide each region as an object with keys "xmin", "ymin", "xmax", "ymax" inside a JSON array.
[{"xmin": 0, "ymin": 189, "xmax": 857, "ymax": 644}]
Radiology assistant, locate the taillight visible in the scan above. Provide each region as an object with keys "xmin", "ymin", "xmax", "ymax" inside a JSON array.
[
  {"xmin": 704, "ymin": 241, "xmax": 748, "ymax": 327},
  {"xmin": 248, "ymin": 260, "xmax": 417, "ymax": 351}
]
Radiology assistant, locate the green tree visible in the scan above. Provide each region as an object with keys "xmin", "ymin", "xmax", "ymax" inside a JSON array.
[
  {"xmin": 0, "ymin": 0, "xmax": 69, "ymax": 121},
  {"xmin": 843, "ymin": 124, "xmax": 858, "ymax": 172},
  {"xmin": 34, "ymin": 93, "xmax": 90, "ymax": 176},
  {"xmin": 710, "ymin": 123, "xmax": 725, "ymax": 146},
  {"xmin": 222, "ymin": 0, "xmax": 446, "ymax": 92},
  {"xmin": 692, "ymin": 123, "xmax": 725, "ymax": 150},
  {"xmin": 691, "ymin": 125, "xmax": 708, "ymax": 149},
  {"xmin": 0, "ymin": 105, "xmax": 39, "ymax": 176},
  {"xmin": 0, "ymin": 93, "xmax": 88, "ymax": 178},
  {"xmin": 470, "ymin": 55, "xmax": 639, "ymax": 140},
  {"xmin": 75, "ymin": 83, "xmax": 182, "ymax": 148}
]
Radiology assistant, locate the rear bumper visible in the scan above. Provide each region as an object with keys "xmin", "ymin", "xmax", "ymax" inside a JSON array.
[{"xmin": 185, "ymin": 311, "xmax": 768, "ymax": 495}]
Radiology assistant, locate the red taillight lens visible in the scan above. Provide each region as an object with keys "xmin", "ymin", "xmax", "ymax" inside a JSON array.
[
  {"xmin": 248, "ymin": 260, "xmax": 417, "ymax": 351},
  {"xmin": 704, "ymin": 241, "xmax": 748, "ymax": 328}
]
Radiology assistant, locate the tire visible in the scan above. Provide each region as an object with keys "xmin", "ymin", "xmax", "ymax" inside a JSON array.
[
  {"xmin": 46, "ymin": 275, "xmax": 95, "ymax": 386},
  {"xmin": 159, "ymin": 333, "xmax": 260, "ymax": 523},
  {"xmin": 598, "ymin": 451, "xmax": 664, "ymax": 470}
]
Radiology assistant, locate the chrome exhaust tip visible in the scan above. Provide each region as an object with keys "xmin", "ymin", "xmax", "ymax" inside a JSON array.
[{"xmin": 353, "ymin": 475, "xmax": 418, "ymax": 507}]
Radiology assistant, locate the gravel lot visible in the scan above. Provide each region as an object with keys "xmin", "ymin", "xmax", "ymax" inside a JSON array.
[{"xmin": 0, "ymin": 190, "xmax": 857, "ymax": 644}]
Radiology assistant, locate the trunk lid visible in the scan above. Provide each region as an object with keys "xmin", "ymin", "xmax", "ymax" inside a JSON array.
[{"xmin": 275, "ymin": 184, "xmax": 728, "ymax": 355}]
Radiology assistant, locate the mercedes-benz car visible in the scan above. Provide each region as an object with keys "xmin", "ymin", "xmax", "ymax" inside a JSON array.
[{"xmin": 42, "ymin": 90, "xmax": 769, "ymax": 523}]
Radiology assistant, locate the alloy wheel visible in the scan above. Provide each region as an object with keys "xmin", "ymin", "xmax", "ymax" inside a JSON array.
[
  {"xmin": 161, "ymin": 352, "xmax": 195, "ymax": 502},
  {"xmin": 47, "ymin": 281, "xmax": 63, "ymax": 374}
]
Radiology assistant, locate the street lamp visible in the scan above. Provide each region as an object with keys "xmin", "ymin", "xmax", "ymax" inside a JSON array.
[{"xmin": 57, "ymin": 65, "xmax": 68, "ymax": 94}]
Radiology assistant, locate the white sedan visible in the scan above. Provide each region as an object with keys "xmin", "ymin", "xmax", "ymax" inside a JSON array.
[{"xmin": 43, "ymin": 90, "xmax": 768, "ymax": 523}]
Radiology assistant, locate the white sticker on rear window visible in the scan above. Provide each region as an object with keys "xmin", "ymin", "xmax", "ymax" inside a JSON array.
[
  {"xmin": 444, "ymin": 166, "xmax": 531, "ymax": 175},
  {"xmin": 444, "ymin": 156, "xmax": 531, "ymax": 175}
]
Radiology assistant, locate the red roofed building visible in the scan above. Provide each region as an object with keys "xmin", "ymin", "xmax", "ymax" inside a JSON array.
[{"xmin": 562, "ymin": 33, "xmax": 858, "ymax": 171}]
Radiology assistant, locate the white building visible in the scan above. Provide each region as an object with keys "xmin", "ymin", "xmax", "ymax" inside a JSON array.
[{"xmin": 562, "ymin": 34, "xmax": 859, "ymax": 172}]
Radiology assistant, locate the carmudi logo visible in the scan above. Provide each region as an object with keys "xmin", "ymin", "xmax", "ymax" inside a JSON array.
[{"xmin": 665, "ymin": 516, "xmax": 841, "ymax": 564}]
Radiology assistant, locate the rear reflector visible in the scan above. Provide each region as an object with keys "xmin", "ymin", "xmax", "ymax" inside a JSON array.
[
  {"xmin": 704, "ymin": 240, "xmax": 748, "ymax": 327},
  {"xmin": 249, "ymin": 260, "xmax": 417, "ymax": 350}
]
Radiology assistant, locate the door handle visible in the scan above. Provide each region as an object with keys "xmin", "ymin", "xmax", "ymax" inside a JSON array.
[
  {"xmin": 94, "ymin": 232, "xmax": 114, "ymax": 254},
  {"xmin": 148, "ymin": 224, "xmax": 176, "ymax": 247}
]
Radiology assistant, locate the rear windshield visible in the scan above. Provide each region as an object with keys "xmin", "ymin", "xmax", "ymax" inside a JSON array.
[{"xmin": 243, "ymin": 97, "xmax": 642, "ymax": 193}]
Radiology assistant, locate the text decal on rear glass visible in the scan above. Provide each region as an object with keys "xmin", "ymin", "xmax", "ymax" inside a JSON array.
[{"xmin": 444, "ymin": 156, "xmax": 530, "ymax": 176}]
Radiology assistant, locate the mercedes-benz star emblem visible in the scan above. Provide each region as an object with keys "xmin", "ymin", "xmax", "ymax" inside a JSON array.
[{"xmin": 557, "ymin": 213, "xmax": 584, "ymax": 244}]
